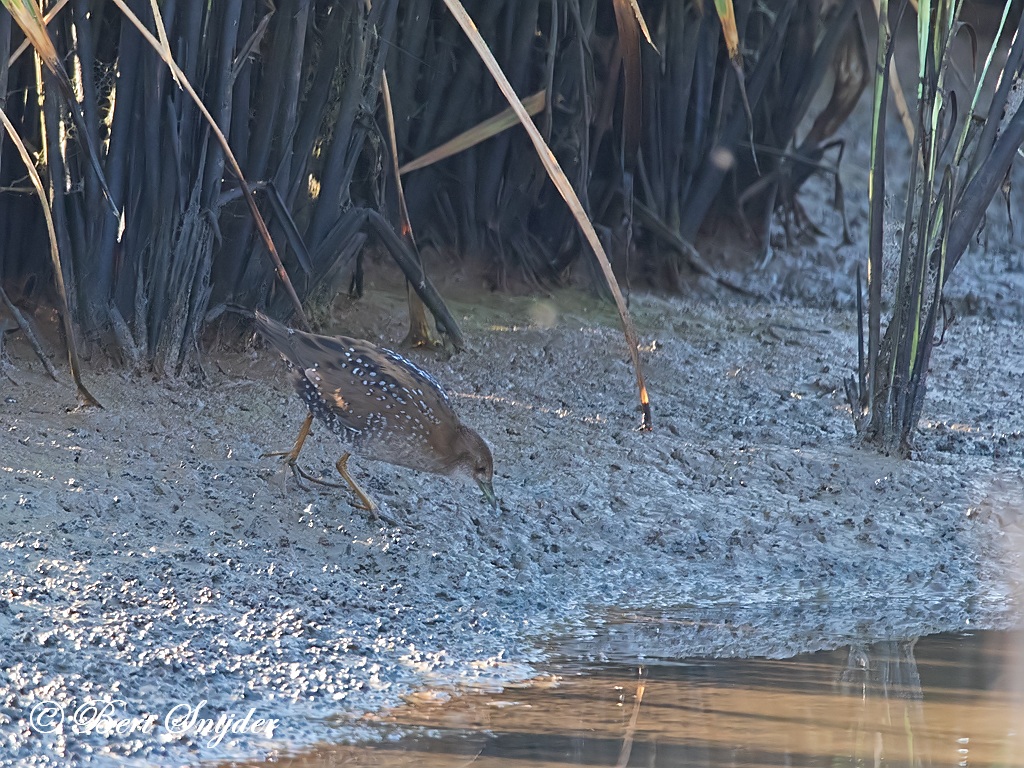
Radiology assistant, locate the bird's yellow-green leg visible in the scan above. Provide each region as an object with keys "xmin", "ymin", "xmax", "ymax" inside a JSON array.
[
  {"xmin": 335, "ymin": 452, "xmax": 377, "ymax": 514},
  {"xmin": 263, "ymin": 416, "xmax": 394, "ymax": 524},
  {"xmin": 263, "ymin": 412, "xmax": 313, "ymax": 465},
  {"xmin": 263, "ymin": 413, "xmax": 344, "ymax": 489}
]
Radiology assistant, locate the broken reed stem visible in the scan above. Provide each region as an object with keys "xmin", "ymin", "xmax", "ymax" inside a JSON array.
[{"xmin": 0, "ymin": 284, "xmax": 61, "ymax": 381}]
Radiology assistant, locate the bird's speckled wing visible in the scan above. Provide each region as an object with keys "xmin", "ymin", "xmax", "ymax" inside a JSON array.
[
  {"xmin": 303, "ymin": 334, "xmax": 457, "ymax": 429},
  {"xmin": 255, "ymin": 311, "xmax": 494, "ymax": 484},
  {"xmin": 255, "ymin": 312, "xmax": 458, "ymax": 455}
]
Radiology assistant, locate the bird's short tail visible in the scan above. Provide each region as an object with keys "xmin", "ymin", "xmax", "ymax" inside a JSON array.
[{"xmin": 252, "ymin": 310, "xmax": 300, "ymax": 362}]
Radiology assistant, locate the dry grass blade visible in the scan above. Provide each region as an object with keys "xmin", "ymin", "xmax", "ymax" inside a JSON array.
[
  {"xmin": 383, "ymin": 74, "xmax": 415, "ymax": 242},
  {"xmin": 612, "ymin": 0, "xmax": 644, "ymax": 302},
  {"xmin": 610, "ymin": 2, "xmax": 643, "ymax": 168},
  {"xmin": 4, "ymin": 0, "xmax": 118, "ymax": 217},
  {"xmin": 2, "ymin": 0, "xmax": 59, "ymax": 66},
  {"xmin": 146, "ymin": 0, "xmax": 180, "ymax": 89},
  {"xmin": 109, "ymin": 0, "xmax": 309, "ymax": 330},
  {"xmin": 5, "ymin": 0, "xmax": 67, "ymax": 65},
  {"xmin": 382, "ymin": 71, "xmax": 436, "ymax": 348},
  {"xmin": 398, "ymin": 90, "xmax": 547, "ymax": 175},
  {"xmin": 441, "ymin": 0, "xmax": 652, "ymax": 430},
  {"xmin": 0, "ymin": 104, "xmax": 101, "ymax": 407},
  {"xmin": 627, "ymin": 0, "xmax": 657, "ymax": 53},
  {"xmin": 713, "ymin": 0, "xmax": 739, "ymax": 60},
  {"xmin": 713, "ymin": 0, "xmax": 759, "ymax": 174}
]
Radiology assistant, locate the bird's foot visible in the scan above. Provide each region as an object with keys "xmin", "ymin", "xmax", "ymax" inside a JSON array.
[
  {"xmin": 297, "ymin": 461, "xmax": 401, "ymax": 527},
  {"xmin": 291, "ymin": 463, "xmax": 349, "ymax": 490},
  {"xmin": 261, "ymin": 447, "xmax": 300, "ymax": 462}
]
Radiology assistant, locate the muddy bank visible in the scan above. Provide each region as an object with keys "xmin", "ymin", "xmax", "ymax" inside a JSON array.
[{"xmin": 2, "ymin": 277, "xmax": 1023, "ymax": 765}]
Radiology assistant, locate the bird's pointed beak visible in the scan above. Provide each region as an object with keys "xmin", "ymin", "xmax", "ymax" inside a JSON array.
[{"xmin": 477, "ymin": 478, "xmax": 498, "ymax": 511}]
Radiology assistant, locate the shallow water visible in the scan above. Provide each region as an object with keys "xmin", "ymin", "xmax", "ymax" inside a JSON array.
[{"xmin": 265, "ymin": 629, "xmax": 1024, "ymax": 767}]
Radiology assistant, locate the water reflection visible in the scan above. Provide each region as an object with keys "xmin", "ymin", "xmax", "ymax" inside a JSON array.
[{"xmin": 260, "ymin": 630, "xmax": 1024, "ymax": 767}]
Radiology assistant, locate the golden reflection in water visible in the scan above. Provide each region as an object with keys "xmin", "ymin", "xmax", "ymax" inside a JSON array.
[{"xmin": 248, "ymin": 631, "xmax": 1024, "ymax": 768}]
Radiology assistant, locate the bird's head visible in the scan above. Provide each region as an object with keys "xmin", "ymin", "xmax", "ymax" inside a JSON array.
[{"xmin": 448, "ymin": 425, "xmax": 497, "ymax": 510}]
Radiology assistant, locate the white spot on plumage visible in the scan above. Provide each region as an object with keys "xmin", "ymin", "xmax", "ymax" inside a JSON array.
[{"xmin": 259, "ymin": 315, "xmax": 484, "ymax": 477}]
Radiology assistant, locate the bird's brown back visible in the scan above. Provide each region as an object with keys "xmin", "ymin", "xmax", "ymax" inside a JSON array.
[{"xmin": 254, "ymin": 312, "xmax": 467, "ymax": 474}]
